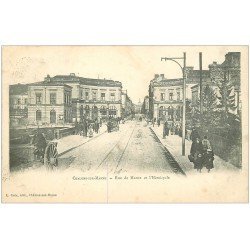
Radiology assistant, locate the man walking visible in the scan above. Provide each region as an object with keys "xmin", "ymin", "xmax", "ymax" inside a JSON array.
[{"xmin": 163, "ymin": 121, "xmax": 169, "ymax": 139}]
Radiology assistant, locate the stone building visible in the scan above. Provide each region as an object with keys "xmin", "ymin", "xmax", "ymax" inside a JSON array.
[
  {"xmin": 27, "ymin": 77, "xmax": 72, "ymax": 125},
  {"xmin": 50, "ymin": 73, "xmax": 123, "ymax": 121},
  {"xmin": 26, "ymin": 73, "xmax": 123, "ymax": 124},
  {"xmin": 148, "ymin": 69, "xmax": 210, "ymax": 121},
  {"xmin": 141, "ymin": 96, "xmax": 149, "ymax": 117},
  {"xmin": 121, "ymin": 90, "xmax": 135, "ymax": 118},
  {"xmin": 134, "ymin": 99, "xmax": 142, "ymax": 114},
  {"xmin": 9, "ymin": 84, "xmax": 29, "ymax": 126},
  {"xmin": 191, "ymin": 52, "xmax": 241, "ymax": 115}
]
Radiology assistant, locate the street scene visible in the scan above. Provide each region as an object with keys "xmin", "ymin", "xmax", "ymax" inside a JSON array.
[
  {"xmin": 7, "ymin": 48, "xmax": 242, "ymax": 177},
  {"xmin": 2, "ymin": 46, "xmax": 247, "ymax": 203}
]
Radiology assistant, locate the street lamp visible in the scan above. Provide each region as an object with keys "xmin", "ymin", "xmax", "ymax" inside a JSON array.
[{"xmin": 161, "ymin": 52, "xmax": 186, "ymax": 156}]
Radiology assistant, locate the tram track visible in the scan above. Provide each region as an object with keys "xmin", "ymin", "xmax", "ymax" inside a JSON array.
[{"xmin": 95, "ymin": 122, "xmax": 137, "ymax": 174}]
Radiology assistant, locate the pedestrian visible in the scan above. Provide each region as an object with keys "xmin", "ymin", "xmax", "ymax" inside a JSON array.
[
  {"xmin": 190, "ymin": 127, "xmax": 200, "ymax": 142},
  {"xmin": 157, "ymin": 118, "xmax": 161, "ymax": 127},
  {"xmin": 190, "ymin": 137, "xmax": 204, "ymax": 172},
  {"xmin": 95, "ymin": 120, "xmax": 100, "ymax": 133},
  {"xmin": 31, "ymin": 129, "xmax": 47, "ymax": 162},
  {"xmin": 82, "ymin": 119, "xmax": 87, "ymax": 137},
  {"xmin": 107, "ymin": 119, "xmax": 111, "ymax": 133},
  {"xmin": 74, "ymin": 121, "xmax": 79, "ymax": 135},
  {"xmin": 163, "ymin": 121, "xmax": 169, "ymax": 139},
  {"xmin": 152, "ymin": 118, "xmax": 154, "ymax": 127},
  {"xmin": 88, "ymin": 124, "xmax": 94, "ymax": 138},
  {"xmin": 202, "ymin": 136, "xmax": 214, "ymax": 172}
]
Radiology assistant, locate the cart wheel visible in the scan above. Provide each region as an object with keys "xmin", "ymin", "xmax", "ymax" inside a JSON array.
[{"xmin": 44, "ymin": 142, "xmax": 58, "ymax": 169}]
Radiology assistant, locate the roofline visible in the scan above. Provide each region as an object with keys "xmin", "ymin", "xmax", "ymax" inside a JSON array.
[{"xmin": 28, "ymin": 82, "xmax": 73, "ymax": 88}]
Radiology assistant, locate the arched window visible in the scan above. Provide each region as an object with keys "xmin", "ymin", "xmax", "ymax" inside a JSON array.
[
  {"xmin": 159, "ymin": 106, "xmax": 165, "ymax": 118},
  {"xmin": 109, "ymin": 106, "xmax": 117, "ymax": 117},
  {"xmin": 92, "ymin": 106, "xmax": 98, "ymax": 120},
  {"xmin": 36, "ymin": 110, "xmax": 42, "ymax": 121},
  {"xmin": 84, "ymin": 105, "xmax": 90, "ymax": 117},
  {"xmin": 100, "ymin": 106, "xmax": 107, "ymax": 116},
  {"xmin": 80, "ymin": 105, "xmax": 84, "ymax": 118},
  {"xmin": 168, "ymin": 106, "xmax": 174, "ymax": 120}
]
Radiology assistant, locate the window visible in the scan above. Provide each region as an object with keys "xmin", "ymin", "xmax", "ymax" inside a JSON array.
[
  {"xmin": 169, "ymin": 92, "xmax": 173, "ymax": 100},
  {"xmin": 109, "ymin": 106, "xmax": 117, "ymax": 116},
  {"xmin": 36, "ymin": 93, "xmax": 42, "ymax": 104},
  {"xmin": 17, "ymin": 99, "xmax": 21, "ymax": 105},
  {"xmin": 24, "ymin": 98, "xmax": 28, "ymax": 104},
  {"xmin": 100, "ymin": 106, "xmax": 107, "ymax": 115},
  {"xmin": 36, "ymin": 110, "xmax": 42, "ymax": 121},
  {"xmin": 101, "ymin": 93, "xmax": 105, "ymax": 101},
  {"xmin": 110, "ymin": 93, "xmax": 115, "ymax": 101},
  {"xmin": 160, "ymin": 93, "xmax": 165, "ymax": 101},
  {"xmin": 177, "ymin": 92, "xmax": 180, "ymax": 101},
  {"xmin": 85, "ymin": 92, "xmax": 89, "ymax": 100},
  {"xmin": 92, "ymin": 92, "xmax": 97, "ymax": 101},
  {"xmin": 80, "ymin": 90, "xmax": 83, "ymax": 99},
  {"xmin": 50, "ymin": 93, "xmax": 56, "ymax": 105},
  {"xmin": 64, "ymin": 110, "xmax": 67, "ymax": 122}
]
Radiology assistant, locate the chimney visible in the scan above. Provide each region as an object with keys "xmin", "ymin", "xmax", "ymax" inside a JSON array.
[
  {"xmin": 44, "ymin": 74, "xmax": 51, "ymax": 82},
  {"xmin": 160, "ymin": 74, "xmax": 164, "ymax": 79},
  {"xmin": 154, "ymin": 74, "xmax": 159, "ymax": 79}
]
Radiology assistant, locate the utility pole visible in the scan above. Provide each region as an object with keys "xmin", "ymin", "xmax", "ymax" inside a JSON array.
[
  {"xmin": 199, "ymin": 52, "xmax": 203, "ymax": 126},
  {"xmin": 182, "ymin": 52, "xmax": 186, "ymax": 156},
  {"xmin": 161, "ymin": 52, "xmax": 186, "ymax": 156}
]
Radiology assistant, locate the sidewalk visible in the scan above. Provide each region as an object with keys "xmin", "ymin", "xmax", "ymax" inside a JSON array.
[
  {"xmin": 53, "ymin": 125, "xmax": 107, "ymax": 156},
  {"xmin": 150, "ymin": 124, "xmax": 238, "ymax": 174}
]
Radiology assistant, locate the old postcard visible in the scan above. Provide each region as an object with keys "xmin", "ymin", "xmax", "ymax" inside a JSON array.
[{"xmin": 1, "ymin": 46, "xmax": 248, "ymax": 203}]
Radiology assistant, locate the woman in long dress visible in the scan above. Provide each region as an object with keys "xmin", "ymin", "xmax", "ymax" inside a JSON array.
[
  {"xmin": 190, "ymin": 137, "xmax": 204, "ymax": 172},
  {"xmin": 202, "ymin": 136, "xmax": 214, "ymax": 172},
  {"xmin": 88, "ymin": 124, "xmax": 94, "ymax": 138}
]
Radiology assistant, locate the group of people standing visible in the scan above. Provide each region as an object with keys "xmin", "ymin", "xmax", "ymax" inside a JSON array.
[
  {"xmin": 75, "ymin": 119, "xmax": 101, "ymax": 138},
  {"xmin": 162, "ymin": 120, "xmax": 182, "ymax": 139},
  {"xmin": 159, "ymin": 119, "xmax": 215, "ymax": 173},
  {"xmin": 189, "ymin": 128, "xmax": 214, "ymax": 172}
]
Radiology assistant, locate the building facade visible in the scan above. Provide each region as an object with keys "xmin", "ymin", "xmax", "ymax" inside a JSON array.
[
  {"xmin": 27, "ymin": 77, "xmax": 72, "ymax": 125},
  {"xmin": 148, "ymin": 68, "xmax": 211, "ymax": 121},
  {"xmin": 134, "ymin": 99, "xmax": 142, "ymax": 114},
  {"xmin": 141, "ymin": 96, "xmax": 149, "ymax": 117},
  {"xmin": 26, "ymin": 73, "xmax": 124, "ymax": 125},
  {"xmin": 149, "ymin": 75, "xmax": 183, "ymax": 121},
  {"xmin": 191, "ymin": 52, "xmax": 241, "ymax": 115},
  {"xmin": 209, "ymin": 52, "xmax": 241, "ymax": 115},
  {"xmin": 50, "ymin": 74, "xmax": 123, "ymax": 121},
  {"xmin": 121, "ymin": 90, "xmax": 135, "ymax": 118},
  {"xmin": 9, "ymin": 84, "xmax": 29, "ymax": 126}
]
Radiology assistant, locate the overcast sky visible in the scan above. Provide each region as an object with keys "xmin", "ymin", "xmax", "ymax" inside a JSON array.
[{"xmin": 3, "ymin": 46, "xmax": 245, "ymax": 103}]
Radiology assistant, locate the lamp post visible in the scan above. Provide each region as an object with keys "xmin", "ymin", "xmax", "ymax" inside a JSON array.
[{"xmin": 161, "ymin": 52, "xmax": 186, "ymax": 156}]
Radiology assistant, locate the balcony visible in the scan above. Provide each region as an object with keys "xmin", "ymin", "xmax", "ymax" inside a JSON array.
[
  {"xmin": 77, "ymin": 99, "xmax": 121, "ymax": 104},
  {"xmin": 154, "ymin": 99, "xmax": 183, "ymax": 104}
]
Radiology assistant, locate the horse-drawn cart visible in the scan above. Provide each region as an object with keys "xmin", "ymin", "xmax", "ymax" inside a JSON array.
[
  {"xmin": 44, "ymin": 141, "xmax": 59, "ymax": 169},
  {"xmin": 107, "ymin": 119, "xmax": 119, "ymax": 132}
]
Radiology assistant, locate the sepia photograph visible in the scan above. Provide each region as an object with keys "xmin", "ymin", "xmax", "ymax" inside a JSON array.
[{"xmin": 1, "ymin": 45, "xmax": 248, "ymax": 203}]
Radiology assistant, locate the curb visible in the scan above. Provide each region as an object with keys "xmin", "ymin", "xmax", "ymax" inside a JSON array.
[
  {"xmin": 58, "ymin": 130, "xmax": 107, "ymax": 157},
  {"xmin": 149, "ymin": 127, "xmax": 186, "ymax": 176}
]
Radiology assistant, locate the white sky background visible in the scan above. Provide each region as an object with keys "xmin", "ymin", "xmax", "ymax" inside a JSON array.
[{"xmin": 3, "ymin": 46, "xmax": 244, "ymax": 103}]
